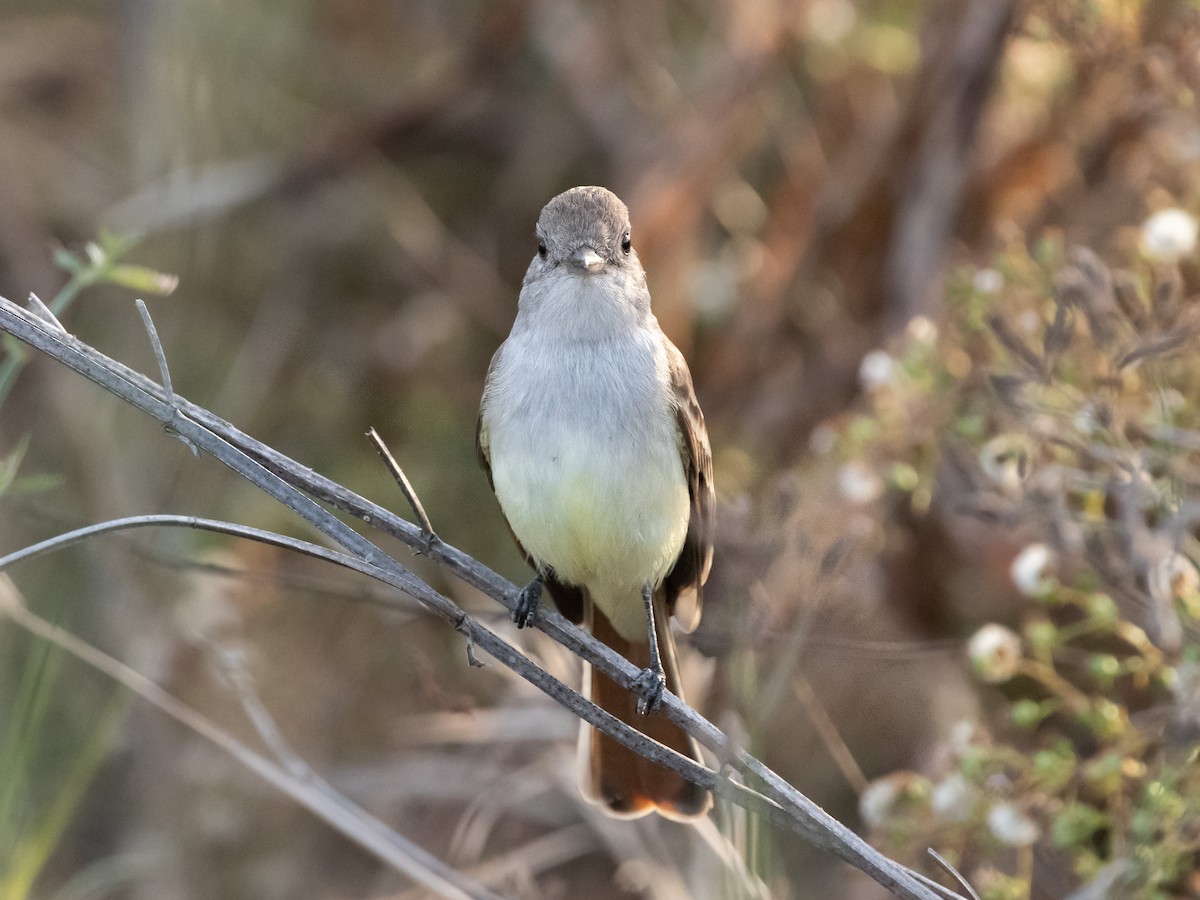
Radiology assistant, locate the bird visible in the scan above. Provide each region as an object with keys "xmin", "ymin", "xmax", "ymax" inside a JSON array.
[{"xmin": 477, "ymin": 185, "xmax": 714, "ymax": 820}]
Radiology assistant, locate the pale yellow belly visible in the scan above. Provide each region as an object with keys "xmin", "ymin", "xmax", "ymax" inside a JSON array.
[{"xmin": 492, "ymin": 440, "xmax": 689, "ymax": 639}]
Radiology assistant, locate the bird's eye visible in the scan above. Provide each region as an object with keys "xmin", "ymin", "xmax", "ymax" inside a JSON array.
[
  {"xmin": 621, "ymin": 232, "xmax": 631, "ymax": 254},
  {"xmin": 537, "ymin": 240, "xmax": 548, "ymax": 259}
]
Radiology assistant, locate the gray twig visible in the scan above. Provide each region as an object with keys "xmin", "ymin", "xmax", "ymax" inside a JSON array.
[
  {"xmin": 135, "ymin": 299, "xmax": 174, "ymax": 405},
  {"xmin": 27, "ymin": 293, "xmax": 66, "ymax": 333},
  {"xmin": 456, "ymin": 613, "xmax": 485, "ymax": 668},
  {"xmin": 0, "ymin": 514, "xmax": 393, "ymax": 586},
  {"xmin": 200, "ymin": 634, "xmax": 313, "ymax": 780},
  {"xmin": 927, "ymin": 850, "xmax": 981, "ymax": 900},
  {"xmin": 0, "ymin": 294, "xmax": 961, "ymax": 900},
  {"xmin": 135, "ymin": 298, "xmax": 198, "ymax": 456},
  {"xmin": 367, "ymin": 426, "xmax": 437, "ymax": 549}
]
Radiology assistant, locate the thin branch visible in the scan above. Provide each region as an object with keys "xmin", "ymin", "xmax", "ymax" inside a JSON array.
[
  {"xmin": 134, "ymin": 299, "xmax": 174, "ymax": 405},
  {"xmin": 0, "ymin": 295, "xmax": 960, "ymax": 900},
  {"xmin": 399, "ymin": 823, "xmax": 599, "ymax": 900},
  {"xmin": 794, "ymin": 676, "xmax": 869, "ymax": 795},
  {"xmin": 367, "ymin": 426, "xmax": 437, "ymax": 547},
  {"xmin": 4, "ymin": 509, "xmax": 427, "ymax": 616},
  {"xmin": 928, "ymin": 850, "xmax": 981, "ymax": 900},
  {"xmin": 0, "ymin": 514, "xmax": 399, "ymax": 600},
  {"xmin": 135, "ymin": 298, "xmax": 199, "ymax": 457},
  {"xmin": 194, "ymin": 631, "xmax": 312, "ymax": 780},
  {"xmin": 27, "ymin": 293, "xmax": 65, "ymax": 333},
  {"xmin": 455, "ymin": 612, "xmax": 486, "ymax": 668}
]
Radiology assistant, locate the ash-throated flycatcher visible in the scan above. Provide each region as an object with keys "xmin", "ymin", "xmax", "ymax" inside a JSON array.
[{"xmin": 477, "ymin": 186, "xmax": 713, "ymax": 820}]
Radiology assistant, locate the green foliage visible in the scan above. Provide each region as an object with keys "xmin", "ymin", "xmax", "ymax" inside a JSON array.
[
  {"xmin": 846, "ymin": 225, "xmax": 1200, "ymax": 896},
  {"xmin": 0, "ymin": 676, "xmax": 128, "ymax": 900}
]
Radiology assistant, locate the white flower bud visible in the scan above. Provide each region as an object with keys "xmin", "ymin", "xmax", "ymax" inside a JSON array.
[
  {"xmin": 1011, "ymin": 543, "xmax": 1055, "ymax": 596},
  {"xmin": 987, "ymin": 802, "xmax": 1040, "ymax": 846},
  {"xmin": 859, "ymin": 772, "xmax": 922, "ymax": 829},
  {"xmin": 979, "ymin": 434, "xmax": 1030, "ymax": 492},
  {"xmin": 837, "ymin": 462, "xmax": 883, "ymax": 505},
  {"xmin": 1149, "ymin": 552, "xmax": 1200, "ymax": 606},
  {"xmin": 967, "ymin": 624, "xmax": 1023, "ymax": 683},
  {"xmin": 1140, "ymin": 208, "xmax": 1197, "ymax": 262},
  {"xmin": 931, "ymin": 774, "xmax": 975, "ymax": 824},
  {"xmin": 858, "ymin": 349, "xmax": 896, "ymax": 391},
  {"xmin": 972, "ymin": 268, "xmax": 1003, "ymax": 294},
  {"xmin": 906, "ymin": 315, "xmax": 938, "ymax": 344}
]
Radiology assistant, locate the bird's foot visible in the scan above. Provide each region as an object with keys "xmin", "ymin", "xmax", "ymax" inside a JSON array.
[
  {"xmin": 634, "ymin": 665, "xmax": 667, "ymax": 715},
  {"xmin": 512, "ymin": 578, "xmax": 542, "ymax": 629}
]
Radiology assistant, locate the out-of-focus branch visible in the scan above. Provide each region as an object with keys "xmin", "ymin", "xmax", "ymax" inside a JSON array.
[
  {"xmin": 0, "ymin": 294, "xmax": 965, "ymax": 900},
  {"xmin": 880, "ymin": 0, "xmax": 1018, "ymax": 328},
  {"xmin": 815, "ymin": 0, "xmax": 1017, "ymax": 327},
  {"xmin": 717, "ymin": 0, "xmax": 1017, "ymax": 461}
]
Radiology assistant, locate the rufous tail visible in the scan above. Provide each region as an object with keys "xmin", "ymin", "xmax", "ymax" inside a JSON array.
[{"xmin": 579, "ymin": 595, "xmax": 711, "ymax": 820}]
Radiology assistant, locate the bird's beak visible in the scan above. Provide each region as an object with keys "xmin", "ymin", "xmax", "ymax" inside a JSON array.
[{"xmin": 571, "ymin": 247, "xmax": 606, "ymax": 273}]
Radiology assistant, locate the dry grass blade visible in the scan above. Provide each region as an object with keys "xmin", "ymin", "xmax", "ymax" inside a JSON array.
[{"xmin": 368, "ymin": 426, "xmax": 437, "ymax": 548}]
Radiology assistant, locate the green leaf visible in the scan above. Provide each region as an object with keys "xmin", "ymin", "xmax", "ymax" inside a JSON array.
[
  {"xmin": 97, "ymin": 229, "xmax": 142, "ymax": 259},
  {"xmin": 51, "ymin": 248, "xmax": 82, "ymax": 275},
  {"xmin": 83, "ymin": 242, "xmax": 106, "ymax": 268},
  {"xmin": 0, "ymin": 630, "xmax": 67, "ymax": 873},
  {"xmin": 8, "ymin": 474, "xmax": 64, "ymax": 496},
  {"xmin": 1052, "ymin": 803, "xmax": 1107, "ymax": 847},
  {"xmin": 1, "ymin": 693, "xmax": 129, "ymax": 900},
  {"xmin": 1012, "ymin": 698, "xmax": 1049, "ymax": 729},
  {"xmin": 104, "ymin": 265, "xmax": 179, "ymax": 296}
]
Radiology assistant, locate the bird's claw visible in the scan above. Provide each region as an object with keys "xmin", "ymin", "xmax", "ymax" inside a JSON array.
[
  {"xmin": 634, "ymin": 666, "xmax": 667, "ymax": 715},
  {"xmin": 512, "ymin": 579, "xmax": 542, "ymax": 629}
]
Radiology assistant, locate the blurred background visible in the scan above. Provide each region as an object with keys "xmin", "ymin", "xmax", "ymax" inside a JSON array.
[{"xmin": 1, "ymin": 0, "xmax": 1199, "ymax": 898}]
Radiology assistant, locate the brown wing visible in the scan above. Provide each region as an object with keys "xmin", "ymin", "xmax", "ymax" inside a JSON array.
[
  {"xmin": 476, "ymin": 410, "xmax": 496, "ymax": 491},
  {"xmin": 476, "ymin": 343, "xmax": 505, "ymax": 490},
  {"xmin": 662, "ymin": 339, "xmax": 714, "ymax": 633},
  {"xmin": 477, "ymin": 347, "xmax": 585, "ymax": 623}
]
